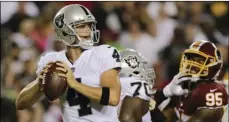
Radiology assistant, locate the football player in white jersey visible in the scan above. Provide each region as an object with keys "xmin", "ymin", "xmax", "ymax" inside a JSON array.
[
  {"xmin": 16, "ymin": 4, "xmax": 121, "ymax": 122},
  {"xmin": 117, "ymin": 49, "xmax": 155, "ymax": 122},
  {"xmin": 117, "ymin": 49, "xmax": 192, "ymax": 122}
]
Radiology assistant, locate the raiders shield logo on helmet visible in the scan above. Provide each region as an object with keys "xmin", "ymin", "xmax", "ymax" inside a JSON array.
[
  {"xmin": 55, "ymin": 14, "xmax": 64, "ymax": 28},
  {"xmin": 125, "ymin": 56, "xmax": 139, "ymax": 68}
]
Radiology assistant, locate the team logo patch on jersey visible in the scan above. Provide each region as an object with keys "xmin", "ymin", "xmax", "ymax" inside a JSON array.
[
  {"xmin": 55, "ymin": 14, "xmax": 64, "ymax": 28},
  {"xmin": 124, "ymin": 56, "xmax": 139, "ymax": 68}
]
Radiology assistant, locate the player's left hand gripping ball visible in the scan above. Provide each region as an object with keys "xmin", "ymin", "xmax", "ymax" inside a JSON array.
[{"xmin": 56, "ymin": 61, "xmax": 77, "ymax": 88}]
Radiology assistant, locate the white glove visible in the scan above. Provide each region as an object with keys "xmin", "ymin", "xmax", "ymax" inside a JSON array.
[{"xmin": 163, "ymin": 73, "xmax": 191, "ymax": 97}]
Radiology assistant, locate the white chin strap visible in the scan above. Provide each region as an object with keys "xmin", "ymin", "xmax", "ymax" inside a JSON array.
[
  {"xmin": 77, "ymin": 32, "xmax": 94, "ymax": 49},
  {"xmin": 62, "ymin": 39, "xmax": 93, "ymax": 50},
  {"xmin": 60, "ymin": 21, "xmax": 95, "ymax": 49},
  {"xmin": 79, "ymin": 40, "xmax": 94, "ymax": 49}
]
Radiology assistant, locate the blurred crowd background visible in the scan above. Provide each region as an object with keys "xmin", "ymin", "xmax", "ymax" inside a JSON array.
[{"xmin": 1, "ymin": 1, "xmax": 228, "ymax": 122}]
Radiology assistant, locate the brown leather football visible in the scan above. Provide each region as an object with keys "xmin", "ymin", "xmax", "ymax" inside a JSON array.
[{"xmin": 43, "ymin": 62, "xmax": 68, "ymax": 101}]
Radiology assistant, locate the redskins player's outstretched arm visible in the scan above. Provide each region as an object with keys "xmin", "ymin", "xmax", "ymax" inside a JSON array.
[
  {"xmin": 119, "ymin": 96, "xmax": 149, "ymax": 122},
  {"xmin": 187, "ymin": 108, "xmax": 224, "ymax": 122}
]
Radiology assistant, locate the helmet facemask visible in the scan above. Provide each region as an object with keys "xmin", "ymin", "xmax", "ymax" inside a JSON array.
[
  {"xmin": 56, "ymin": 19, "xmax": 99, "ymax": 49},
  {"xmin": 145, "ymin": 68, "xmax": 156, "ymax": 91},
  {"xmin": 141, "ymin": 61, "xmax": 155, "ymax": 87},
  {"xmin": 71, "ymin": 21, "xmax": 100, "ymax": 49},
  {"xmin": 180, "ymin": 49, "xmax": 221, "ymax": 81}
]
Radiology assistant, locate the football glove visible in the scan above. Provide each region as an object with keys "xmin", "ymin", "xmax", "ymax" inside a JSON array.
[{"xmin": 163, "ymin": 73, "xmax": 191, "ymax": 97}]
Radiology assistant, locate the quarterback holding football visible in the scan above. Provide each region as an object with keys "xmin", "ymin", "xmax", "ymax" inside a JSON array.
[{"xmin": 16, "ymin": 4, "xmax": 122, "ymax": 122}]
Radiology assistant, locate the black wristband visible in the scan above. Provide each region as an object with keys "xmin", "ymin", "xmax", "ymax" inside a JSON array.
[
  {"xmin": 154, "ymin": 89, "xmax": 167, "ymax": 106},
  {"xmin": 100, "ymin": 87, "xmax": 110, "ymax": 105}
]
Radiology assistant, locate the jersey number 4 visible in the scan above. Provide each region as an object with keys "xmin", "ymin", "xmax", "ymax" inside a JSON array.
[
  {"xmin": 107, "ymin": 46, "xmax": 120, "ymax": 62},
  {"xmin": 131, "ymin": 82, "xmax": 151, "ymax": 97},
  {"xmin": 205, "ymin": 92, "xmax": 223, "ymax": 107},
  {"xmin": 67, "ymin": 78, "xmax": 92, "ymax": 117}
]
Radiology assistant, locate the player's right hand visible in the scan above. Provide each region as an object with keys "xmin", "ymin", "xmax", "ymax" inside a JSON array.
[
  {"xmin": 163, "ymin": 73, "xmax": 191, "ymax": 97},
  {"xmin": 55, "ymin": 61, "xmax": 76, "ymax": 89},
  {"xmin": 38, "ymin": 62, "xmax": 53, "ymax": 90}
]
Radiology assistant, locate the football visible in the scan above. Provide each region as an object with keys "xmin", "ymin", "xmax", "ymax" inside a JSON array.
[{"xmin": 43, "ymin": 62, "xmax": 68, "ymax": 101}]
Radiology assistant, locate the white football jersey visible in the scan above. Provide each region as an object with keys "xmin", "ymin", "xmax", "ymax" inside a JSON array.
[
  {"xmin": 36, "ymin": 45, "xmax": 121, "ymax": 122},
  {"xmin": 118, "ymin": 77, "xmax": 152, "ymax": 122}
]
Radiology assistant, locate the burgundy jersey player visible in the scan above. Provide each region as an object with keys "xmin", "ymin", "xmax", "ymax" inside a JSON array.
[{"xmin": 162, "ymin": 40, "xmax": 228, "ymax": 122}]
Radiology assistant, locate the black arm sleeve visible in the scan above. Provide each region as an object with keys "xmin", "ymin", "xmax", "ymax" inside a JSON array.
[
  {"xmin": 154, "ymin": 89, "xmax": 168, "ymax": 106},
  {"xmin": 150, "ymin": 107, "xmax": 167, "ymax": 122}
]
